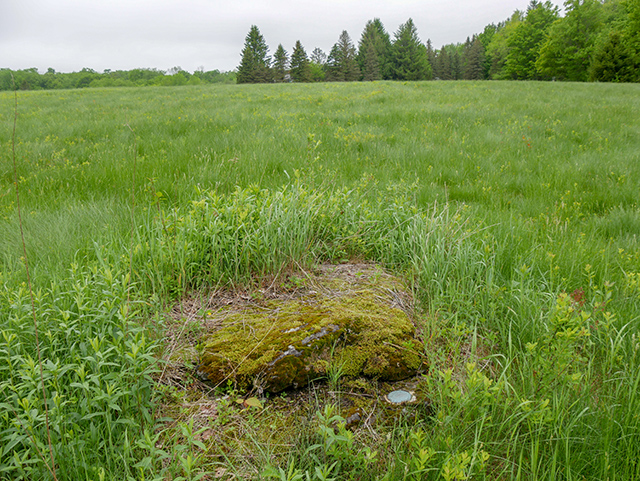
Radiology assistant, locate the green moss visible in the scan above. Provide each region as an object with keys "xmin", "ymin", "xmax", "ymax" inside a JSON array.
[{"xmin": 197, "ymin": 265, "xmax": 424, "ymax": 393}]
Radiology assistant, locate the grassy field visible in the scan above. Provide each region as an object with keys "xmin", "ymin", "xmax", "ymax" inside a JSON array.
[{"xmin": 1, "ymin": 81, "xmax": 639, "ymax": 480}]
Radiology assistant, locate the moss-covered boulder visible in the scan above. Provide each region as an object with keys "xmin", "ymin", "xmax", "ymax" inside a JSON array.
[{"xmin": 196, "ymin": 264, "xmax": 424, "ymax": 393}]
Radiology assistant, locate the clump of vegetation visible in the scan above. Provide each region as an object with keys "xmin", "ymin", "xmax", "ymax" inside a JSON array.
[
  {"xmin": 196, "ymin": 264, "xmax": 424, "ymax": 393},
  {"xmin": 0, "ymin": 266, "xmax": 159, "ymax": 480},
  {"xmin": 0, "ymin": 67, "xmax": 236, "ymax": 91}
]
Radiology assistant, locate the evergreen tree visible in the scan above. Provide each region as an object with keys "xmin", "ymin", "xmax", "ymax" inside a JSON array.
[
  {"xmin": 461, "ymin": 37, "xmax": 473, "ymax": 79},
  {"xmin": 504, "ymin": 1, "xmax": 559, "ymax": 79},
  {"xmin": 434, "ymin": 44, "xmax": 464, "ymax": 79},
  {"xmin": 357, "ymin": 19, "xmax": 392, "ymax": 80},
  {"xmin": 391, "ymin": 18, "xmax": 432, "ymax": 80},
  {"xmin": 339, "ymin": 31, "xmax": 361, "ymax": 81},
  {"xmin": 273, "ymin": 44, "xmax": 289, "ymax": 83},
  {"xmin": 464, "ymin": 37, "xmax": 486, "ymax": 79},
  {"xmin": 362, "ymin": 41, "xmax": 381, "ymax": 80},
  {"xmin": 435, "ymin": 48, "xmax": 452, "ymax": 79},
  {"xmin": 589, "ymin": 29, "xmax": 638, "ymax": 81},
  {"xmin": 237, "ymin": 25, "xmax": 271, "ymax": 84},
  {"xmin": 425, "ymin": 39, "xmax": 437, "ymax": 73},
  {"xmin": 290, "ymin": 40, "xmax": 312, "ymax": 82},
  {"xmin": 326, "ymin": 44, "xmax": 344, "ymax": 81},
  {"xmin": 326, "ymin": 31, "xmax": 360, "ymax": 81},
  {"xmin": 371, "ymin": 19, "xmax": 394, "ymax": 79},
  {"xmin": 450, "ymin": 46, "xmax": 462, "ymax": 79}
]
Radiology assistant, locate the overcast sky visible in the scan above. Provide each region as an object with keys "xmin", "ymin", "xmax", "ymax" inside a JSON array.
[{"xmin": 1, "ymin": 0, "xmax": 564, "ymax": 74}]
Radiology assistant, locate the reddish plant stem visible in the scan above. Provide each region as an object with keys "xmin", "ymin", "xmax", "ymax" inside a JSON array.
[{"xmin": 125, "ymin": 121, "xmax": 137, "ymax": 304}]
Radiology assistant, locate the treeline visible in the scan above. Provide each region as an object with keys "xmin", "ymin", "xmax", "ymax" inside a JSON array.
[
  {"xmin": 238, "ymin": 19, "xmax": 431, "ymax": 83},
  {"xmin": 238, "ymin": 0, "xmax": 640, "ymax": 84},
  {"xmin": 0, "ymin": 67, "xmax": 236, "ymax": 91}
]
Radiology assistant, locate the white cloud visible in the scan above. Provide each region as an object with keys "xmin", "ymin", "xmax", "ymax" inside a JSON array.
[{"xmin": 0, "ymin": 0, "xmax": 563, "ymax": 73}]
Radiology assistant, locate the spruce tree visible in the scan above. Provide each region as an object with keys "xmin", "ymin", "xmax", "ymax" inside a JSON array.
[
  {"xmin": 338, "ymin": 31, "xmax": 361, "ymax": 81},
  {"xmin": 461, "ymin": 37, "xmax": 473, "ymax": 79},
  {"xmin": 237, "ymin": 25, "xmax": 271, "ymax": 84},
  {"xmin": 372, "ymin": 19, "xmax": 393, "ymax": 79},
  {"xmin": 451, "ymin": 47, "xmax": 463, "ymax": 79},
  {"xmin": 290, "ymin": 41, "xmax": 312, "ymax": 82},
  {"xmin": 326, "ymin": 44, "xmax": 344, "ymax": 81},
  {"xmin": 425, "ymin": 39, "xmax": 437, "ymax": 73},
  {"xmin": 589, "ymin": 30, "xmax": 638, "ymax": 82},
  {"xmin": 464, "ymin": 37, "xmax": 486, "ymax": 79},
  {"xmin": 273, "ymin": 44, "xmax": 289, "ymax": 82},
  {"xmin": 357, "ymin": 19, "xmax": 393, "ymax": 80},
  {"xmin": 435, "ymin": 48, "xmax": 452, "ymax": 79},
  {"xmin": 326, "ymin": 32, "xmax": 360, "ymax": 81},
  {"xmin": 391, "ymin": 19, "xmax": 432, "ymax": 80},
  {"xmin": 362, "ymin": 40, "xmax": 381, "ymax": 81}
]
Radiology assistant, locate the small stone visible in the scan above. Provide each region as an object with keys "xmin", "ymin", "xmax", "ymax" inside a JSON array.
[
  {"xmin": 344, "ymin": 407, "xmax": 363, "ymax": 430},
  {"xmin": 385, "ymin": 389, "xmax": 415, "ymax": 404}
]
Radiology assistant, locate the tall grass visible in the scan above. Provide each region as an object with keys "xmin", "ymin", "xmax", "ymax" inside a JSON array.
[
  {"xmin": 1, "ymin": 81, "xmax": 639, "ymax": 479},
  {"xmin": 2, "ymin": 81, "xmax": 639, "ymax": 284}
]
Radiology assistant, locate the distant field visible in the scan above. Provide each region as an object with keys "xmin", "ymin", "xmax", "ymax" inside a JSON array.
[
  {"xmin": 1, "ymin": 81, "xmax": 639, "ymax": 479},
  {"xmin": 1, "ymin": 81, "xmax": 639, "ymax": 281}
]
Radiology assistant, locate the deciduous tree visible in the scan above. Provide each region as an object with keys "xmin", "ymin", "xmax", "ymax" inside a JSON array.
[
  {"xmin": 537, "ymin": 0, "xmax": 605, "ymax": 81},
  {"xmin": 485, "ymin": 12, "xmax": 524, "ymax": 79},
  {"xmin": 309, "ymin": 48, "xmax": 327, "ymax": 82},
  {"xmin": 504, "ymin": 1, "xmax": 559, "ymax": 80},
  {"xmin": 310, "ymin": 48, "xmax": 327, "ymax": 65}
]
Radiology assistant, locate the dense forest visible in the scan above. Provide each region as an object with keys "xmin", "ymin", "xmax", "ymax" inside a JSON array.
[
  {"xmin": 0, "ymin": 66, "xmax": 236, "ymax": 91},
  {"xmin": 238, "ymin": 0, "xmax": 640, "ymax": 83}
]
